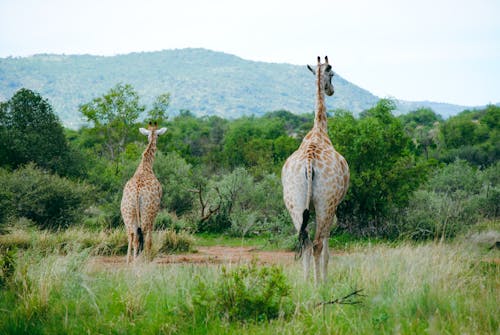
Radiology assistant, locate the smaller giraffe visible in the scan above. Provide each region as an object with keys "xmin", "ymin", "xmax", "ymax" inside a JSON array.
[
  {"xmin": 282, "ymin": 56, "xmax": 349, "ymax": 284},
  {"xmin": 121, "ymin": 122, "xmax": 167, "ymax": 263}
]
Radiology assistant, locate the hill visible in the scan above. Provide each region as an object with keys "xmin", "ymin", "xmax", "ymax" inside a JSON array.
[{"xmin": 0, "ymin": 48, "xmax": 477, "ymax": 128}]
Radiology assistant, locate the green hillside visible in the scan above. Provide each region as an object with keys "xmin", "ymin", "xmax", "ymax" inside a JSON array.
[
  {"xmin": 0, "ymin": 48, "xmax": 376, "ymax": 127},
  {"xmin": 0, "ymin": 48, "xmax": 476, "ymax": 128}
]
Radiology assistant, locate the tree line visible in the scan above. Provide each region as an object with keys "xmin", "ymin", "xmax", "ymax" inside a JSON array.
[{"xmin": 0, "ymin": 84, "xmax": 498, "ymax": 239}]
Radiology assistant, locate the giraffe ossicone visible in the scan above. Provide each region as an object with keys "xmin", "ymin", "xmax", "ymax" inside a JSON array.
[
  {"xmin": 121, "ymin": 122, "xmax": 166, "ymax": 263},
  {"xmin": 282, "ymin": 56, "xmax": 350, "ymax": 285}
]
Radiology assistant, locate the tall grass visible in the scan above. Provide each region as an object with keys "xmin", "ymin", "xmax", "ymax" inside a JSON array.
[
  {"xmin": 0, "ymin": 237, "xmax": 498, "ymax": 334},
  {"xmin": 0, "ymin": 226, "xmax": 195, "ymax": 256}
]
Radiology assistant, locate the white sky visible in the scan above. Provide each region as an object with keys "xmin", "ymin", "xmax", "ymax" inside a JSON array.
[{"xmin": 0, "ymin": 0, "xmax": 499, "ymax": 106}]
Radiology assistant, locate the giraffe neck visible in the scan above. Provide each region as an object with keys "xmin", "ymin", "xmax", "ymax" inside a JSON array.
[
  {"xmin": 136, "ymin": 137, "xmax": 157, "ymax": 174},
  {"xmin": 314, "ymin": 65, "xmax": 328, "ymax": 132}
]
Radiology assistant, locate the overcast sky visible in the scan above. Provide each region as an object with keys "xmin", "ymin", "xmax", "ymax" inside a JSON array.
[{"xmin": 0, "ymin": 0, "xmax": 499, "ymax": 106}]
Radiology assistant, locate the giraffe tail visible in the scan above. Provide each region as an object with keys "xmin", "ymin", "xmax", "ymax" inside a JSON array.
[
  {"xmin": 135, "ymin": 192, "xmax": 144, "ymax": 255},
  {"xmin": 297, "ymin": 159, "xmax": 314, "ymax": 258},
  {"xmin": 297, "ymin": 209, "xmax": 311, "ymax": 259},
  {"xmin": 305, "ymin": 159, "xmax": 313, "ymax": 213},
  {"xmin": 137, "ymin": 227, "xmax": 144, "ymax": 253}
]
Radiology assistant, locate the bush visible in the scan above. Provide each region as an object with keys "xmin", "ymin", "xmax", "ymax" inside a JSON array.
[
  {"xmin": 0, "ymin": 184, "xmax": 13, "ymax": 230},
  {"xmin": 0, "ymin": 247, "xmax": 16, "ymax": 288},
  {"xmin": 158, "ymin": 229, "xmax": 194, "ymax": 254},
  {"xmin": 154, "ymin": 210, "xmax": 174, "ymax": 230},
  {"xmin": 397, "ymin": 190, "xmax": 474, "ymax": 240},
  {"xmin": 154, "ymin": 151, "xmax": 196, "ymax": 215},
  {"xmin": 0, "ymin": 164, "xmax": 95, "ymax": 230},
  {"xmin": 154, "ymin": 210, "xmax": 194, "ymax": 232},
  {"xmin": 395, "ymin": 160, "xmax": 500, "ymax": 240},
  {"xmin": 214, "ymin": 262, "xmax": 293, "ymax": 322},
  {"xmin": 197, "ymin": 169, "xmax": 288, "ymax": 236}
]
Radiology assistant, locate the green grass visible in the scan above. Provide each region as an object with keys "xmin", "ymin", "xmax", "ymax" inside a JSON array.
[
  {"xmin": 1, "ymin": 229, "xmax": 499, "ymax": 334},
  {"xmin": 0, "ymin": 227, "xmax": 195, "ymax": 256}
]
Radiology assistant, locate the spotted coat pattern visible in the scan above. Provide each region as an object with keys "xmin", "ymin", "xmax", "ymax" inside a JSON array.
[
  {"xmin": 121, "ymin": 124, "xmax": 165, "ymax": 263},
  {"xmin": 282, "ymin": 56, "xmax": 350, "ymax": 284}
]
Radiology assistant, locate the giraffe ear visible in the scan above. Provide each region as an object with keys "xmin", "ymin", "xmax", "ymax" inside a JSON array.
[
  {"xmin": 139, "ymin": 128, "xmax": 150, "ymax": 136},
  {"xmin": 307, "ymin": 65, "xmax": 316, "ymax": 75},
  {"xmin": 156, "ymin": 127, "xmax": 167, "ymax": 136}
]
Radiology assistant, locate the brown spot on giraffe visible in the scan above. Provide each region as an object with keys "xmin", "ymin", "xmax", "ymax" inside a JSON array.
[
  {"xmin": 121, "ymin": 122, "xmax": 167, "ymax": 263},
  {"xmin": 282, "ymin": 56, "xmax": 349, "ymax": 285}
]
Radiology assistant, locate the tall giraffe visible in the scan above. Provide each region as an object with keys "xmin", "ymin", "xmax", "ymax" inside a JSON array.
[
  {"xmin": 121, "ymin": 122, "xmax": 167, "ymax": 263},
  {"xmin": 282, "ymin": 56, "xmax": 350, "ymax": 284}
]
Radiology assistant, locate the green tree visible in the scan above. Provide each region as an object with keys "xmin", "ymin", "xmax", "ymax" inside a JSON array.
[
  {"xmin": 79, "ymin": 83, "xmax": 144, "ymax": 162},
  {"xmin": 399, "ymin": 108, "xmax": 442, "ymax": 160},
  {"xmin": 329, "ymin": 101, "xmax": 429, "ymax": 232},
  {"xmin": 438, "ymin": 106, "xmax": 499, "ymax": 166},
  {"xmin": 399, "ymin": 107, "xmax": 442, "ymax": 128},
  {"xmin": 147, "ymin": 92, "xmax": 171, "ymax": 124},
  {"xmin": 153, "ymin": 151, "xmax": 196, "ymax": 215},
  {"xmin": 222, "ymin": 116, "xmax": 288, "ymax": 171},
  {"xmin": 0, "ymin": 88, "xmax": 73, "ymax": 175}
]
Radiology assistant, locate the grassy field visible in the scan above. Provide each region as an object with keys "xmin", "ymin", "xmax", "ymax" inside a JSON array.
[{"xmin": 0, "ymin": 227, "xmax": 499, "ymax": 334}]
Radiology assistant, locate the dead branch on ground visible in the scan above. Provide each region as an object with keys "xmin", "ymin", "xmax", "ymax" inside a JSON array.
[{"xmin": 316, "ymin": 289, "xmax": 365, "ymax": 308}]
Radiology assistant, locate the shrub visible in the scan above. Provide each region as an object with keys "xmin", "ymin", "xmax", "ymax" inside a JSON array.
[
  {"xmin": 0, "ymin": 164, "xmax": 95, "ymax": 230},
  {"xmin": 0, "ymin": 182, "xmax": 13, "ymax": 230},
  {"xmin": 197, "ymin": 169, "xmax": 288, "ymax": 236},
  {"xmin": 397, "ymin": 190, "xmax": 474, "ymax": 240},
  {"xmin": 395, "ymin": 160, "xmax": 500, "ymax": 240},
  {"xmin": 0, "ymin": 247, "xmax": 16, "ymax": 288},
  {"xmin": 158, "ymin": 229, "xmax": 194, "ymax": 254},
  {"xmin": 214, "ymin": 262, "xmax": 293, "ymax": 322},
  {"xmin": 154, "ymin": 152, "xmax": 196, "ymax": 215},
  {"xmin": 154, "ymin": 210, "xmax": 174, "ymax": 230}
]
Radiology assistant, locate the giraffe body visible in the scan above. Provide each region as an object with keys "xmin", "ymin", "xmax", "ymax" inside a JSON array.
[
  {"xmin": 121, "ymin": 123, "xmax": 167, "ymax": 263},
  {"xmin": 282, "ymin": 56, "xmax": 349, "ymax": 284}
]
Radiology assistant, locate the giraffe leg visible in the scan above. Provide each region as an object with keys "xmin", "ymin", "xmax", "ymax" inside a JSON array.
[
  {"xmin": 313, "ymin": 238, "xmax": 323, "ymax": 285},
  {"xmin": 145, "ymin": 228, "xmax": 153, "ymax": 261},
  {"xmin": 126, "ymin": 231, "xmax": 132, "ymax": 264},
  {"xmin": 313, "ymin": 216, "xmax": 331, "ymax": 285},
  {"xmin": 320, "ymin": 237, "xmax": 329, "ymax": 283},
  {"xmin": 132, "ymin": 231, "xmax": 139, "ymax": 262},
  {"xmin": 321, "ymin": 215, "xmax": 337, "ymax": 282},
  {"xmin": 302, "ymin": 243, "xmax": 313, "ymax": 281}
]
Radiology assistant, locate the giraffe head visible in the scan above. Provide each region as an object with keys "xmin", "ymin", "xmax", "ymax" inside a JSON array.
[
  {"xmin": 139, "ymin": 121, "xmax": 167, "ymax": 142},
  {"xmin": 307, "ymin": 56, "xmax": 334, "ymax": 96}
]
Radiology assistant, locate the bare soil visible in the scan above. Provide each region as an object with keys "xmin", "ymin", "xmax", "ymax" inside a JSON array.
[{"xmin": 89, "ymin": 246, "xmax": 296, "ymax": 269}]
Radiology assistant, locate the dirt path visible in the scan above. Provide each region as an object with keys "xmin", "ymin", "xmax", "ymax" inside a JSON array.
[{"xmin": 89, "ymin": 246, "xmax": 296, "ymax": 269}]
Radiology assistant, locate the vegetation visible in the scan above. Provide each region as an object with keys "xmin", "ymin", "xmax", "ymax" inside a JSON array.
[
  {"xmin": 0, "ymin": 83, "xmax": 498, "ymax": 334},
  {"xmin": 1, "ymin": 49, "xmax": 473, "ymax": 128},
  {"xmin": 0, "ymin": 234, "xmax": 498, "ymax": 334},
  {"xmin": 0, "ymin": 88, "xmax": 76, "ymax": 176},
  {"xmin": 0, "ymin": 164, "xmax": 94, "ymax": 230},
  {"xmin": 0, "ymin": 87, "xmax": 498, "ymax": 238}
]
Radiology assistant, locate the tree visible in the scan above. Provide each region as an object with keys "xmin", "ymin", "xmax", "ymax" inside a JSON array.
[
  {"xmin": 0, "ymin": 88, "xmax": 72, "ymax": 175},
  {"xmin": 222, "ymin": 116, "xmax": 288, "ymax": 171},
  {"xmin": 147, "ymin": 92, "xmax": 171, "ymax": 124},
  {"xmin": 399, "ymin": 108, "xmax": 442, "ymax": 160},
  {"xmin": 79, "ymin": 83, "xmax": 144, "ymax": 162},
  {"xmin": 329, "ymin": 101, "xmax": 429, "ymax": 232},
  {"xmin": 399, "ymin": 107, "xmax": 442, "ymax": 128},
  {"xmin": 438, "ymin": 106, "xmax": 499, "ymax": 166}
]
